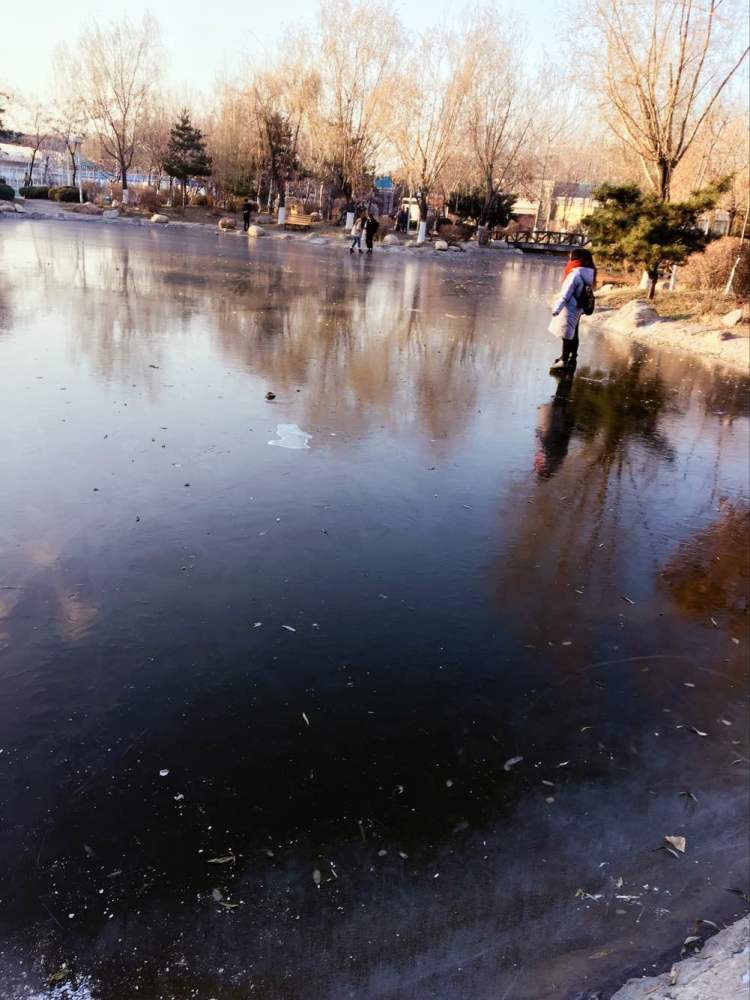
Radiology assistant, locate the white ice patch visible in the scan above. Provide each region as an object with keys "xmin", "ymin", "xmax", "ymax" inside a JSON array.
[
  {"xmin": 268, "ymin": 424, "xmax": 312, "ymax": 450},
  {"xmin": 28, "ymin": 979, "xmax": 96, "ymax": 1000}
]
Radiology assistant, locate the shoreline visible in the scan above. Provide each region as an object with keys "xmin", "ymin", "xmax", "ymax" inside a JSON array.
[
  {"xmin": 612, "ymin": 915, "xmax": 749, "ymax": 999},
  {"xmin": 0, "ymin": 197, "xmax": 523, "ymax": 256},
  {"xmin": 587, "ymin": 300, "xmax": 749, "ymax": 375},
  {"xmin": 4, "ymin": 201, "xmax": 747, "ymax": 375}
]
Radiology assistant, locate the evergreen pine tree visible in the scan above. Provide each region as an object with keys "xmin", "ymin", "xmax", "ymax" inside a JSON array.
[
  {"xmin": 163, "ymin": 109, "xmax": 212, "ymax": 208},
  {"xmin": 260, "ymin": 110, "xmax": 297, "ymax": 211},
  {"xmin": 584, "ymin": 180, "xmax": 729, "ymax": 299}
]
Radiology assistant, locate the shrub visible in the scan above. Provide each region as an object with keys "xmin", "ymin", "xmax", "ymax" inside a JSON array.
[
  {"xmin": 136, "ymin": 187, "xmax": 164, "ymax": 213},
  {"xmin": 0, "ymin": 183, "xmax": 15, "ymax": 201},
  {"xmin": 680, "ymin": 237, "xmax": 750, "ymax": 298},
  {"xmin": 49, "ymin": 186, "xmax": 88, "ymax": 203},
  {"xmin": 82, "ymin": 181, "xmax": 103, "ymax": 203},
  {"xmin": 191, "ymin": 193, "xmax": 211, "ymax": 207},
  {"xmin": 436, "ymin": 220, "xmax": 476, "ymax": 242},
  {"xmin": 20, "ymin": 185, "xmax": 49, "ymax": 199}
]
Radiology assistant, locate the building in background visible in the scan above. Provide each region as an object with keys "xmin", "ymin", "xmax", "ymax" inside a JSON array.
[
  {"xmin": 547, "ymin": 182, "xmax": 597, "ymax": 230},
  {"xmin": 374, "ymin": 175, "xmax": 395, "ymax": 215}
]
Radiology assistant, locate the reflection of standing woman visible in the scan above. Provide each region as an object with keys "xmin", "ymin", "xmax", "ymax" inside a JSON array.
[
  {"xmin": 549, "ymin": 248, "xmax": 596, "ymax": 370},
  {"xmin": 533, "ymin": 376, "xmax": 575, "ymax": 478}
]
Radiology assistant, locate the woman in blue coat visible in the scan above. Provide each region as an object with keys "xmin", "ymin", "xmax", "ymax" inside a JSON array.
[{"xmin": 548, "ymin": 248, "xmax": 597, "ymax": 370}]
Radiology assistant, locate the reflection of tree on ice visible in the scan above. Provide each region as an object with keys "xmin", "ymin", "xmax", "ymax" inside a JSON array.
[
  {"xmin": 492, "ymin": 355, "xmax": 676, "ymax": 627},
  {"xmin": 661, "ymin": 503, "xmax": 750, "ymax": 636}
]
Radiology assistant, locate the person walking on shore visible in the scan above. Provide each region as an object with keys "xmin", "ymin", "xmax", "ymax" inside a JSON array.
[
  {"xmin": 350, "ymin": 214, "xmax": 365, "ymax": 254},
  {"xmin": 548, "ymin": 248, "xmax": 596, "ymax": 371},
  {"xmin": 242, "ymin": 199, "xmax": 253, "ymax": 232},
  {"xmin": 364, "ymin": 211, "xmax": 380, "ymax": 254}
]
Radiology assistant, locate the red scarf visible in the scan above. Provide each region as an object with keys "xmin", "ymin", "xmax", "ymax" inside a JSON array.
[{"xmin": 563, "ymin": 259, "xmax": 583, "ymax": 282}]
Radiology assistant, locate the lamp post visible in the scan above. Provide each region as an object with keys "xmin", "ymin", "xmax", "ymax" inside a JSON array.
[{"xmin": 72, "ymin": 136, "xmax": 84, "ymax": 204}]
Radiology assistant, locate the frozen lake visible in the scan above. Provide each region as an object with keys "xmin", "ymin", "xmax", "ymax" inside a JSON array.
[{"xmin": 0, "ymin": 219, "xmax": 748, "ymax": 999}]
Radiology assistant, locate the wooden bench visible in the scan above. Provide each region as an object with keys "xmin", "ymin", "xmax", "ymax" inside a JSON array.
[{"xmin": 284, "ymin": 214, "xmax": 314, "ymax": 231}]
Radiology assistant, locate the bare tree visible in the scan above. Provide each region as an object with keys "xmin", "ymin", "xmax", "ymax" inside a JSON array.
[
  {"xmin": 139, "ymin": 101, "xmax": 175, "ymax": 189},
  {"xmin": 673, "ymin": 104, "xmax": 749, "ymax": 231},
  {"xmin": 465, "ymin": 9, "xmax": 532, "ymax": 224},
  {"xmin": 314, "ymin": 0, "xmax": 401, "ymax": 201},
  {"xmin": 49, "ymin": 47, "xmax": 89, "ymax": 186},
  {"xmin": 592, "ymin": 0, "xmax": 749, "ymax": 200},
  {"xmin": 208, "ymin": 80, "xmax": 267, "ymax": 200},
  {"xmin": 68, "ymin": 15, "xmax": 161, "ymax": 203},
  {"xmin": 391, "ymin": 32, "xmax": 474, "ymax": 236},
  {"xmin": 252, "ymin": 68, "xmax": 309, "ymax": 216},
  {"xmin": 0, "ymin": 92, "xmax": 9, "ymax": 138},
  {"xmin": 19, "ymin": 100, "xmax": 49, "ymax": 186}
]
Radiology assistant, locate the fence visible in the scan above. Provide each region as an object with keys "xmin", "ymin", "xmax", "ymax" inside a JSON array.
[{"xmin": 0, "ymin": 161, "xmax": 111, "ymax": 193}]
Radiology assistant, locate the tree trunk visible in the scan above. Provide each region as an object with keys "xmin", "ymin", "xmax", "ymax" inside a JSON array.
[
  {"xmin": 29, "ymin": 150, "xmax": 37, "ymax": 184},
  {"xmin": 483, "ymin": 177, "xmax": 495, "ymax": 226},
  {"xmin": 419, "ymin": 192, "xmax": 428, "ymax": 222},
  {"xmin": 67, "ymin": 146, "xmax": 77, "ymax": 186},
  {"xmin": 648, "ymin": 269, "xmax": 658, "ymax": 299},
  {"xmin": 121, "ymin": 160, "xmax": 129, "ymax": 205},
  {"xmin": 277, "ymin": 180, "xmax": 286, "ymax": 208},
  {"xmin": 727, "ymin": 202, "xmax": 738, "ymax": 236},
  {"xmin": 658, "ymin": 159, "xmax": 671, "ymax": 202}
]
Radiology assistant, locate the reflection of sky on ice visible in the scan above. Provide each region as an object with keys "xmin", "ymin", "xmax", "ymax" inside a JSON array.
[{"xmin": 0, "ymin": 221, "xmax": 747, "ymax": 1000}]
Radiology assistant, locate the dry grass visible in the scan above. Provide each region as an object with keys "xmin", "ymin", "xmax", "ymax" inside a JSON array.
[{"xmin": 597, "ymin": 287, "xmax": 748, "ymax": 323}]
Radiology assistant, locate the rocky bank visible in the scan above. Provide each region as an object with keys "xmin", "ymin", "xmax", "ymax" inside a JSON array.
[
  {"xmin": 612, "ymin": 916, "xmax": 749, "ymax": 999},
  {"xmin": 588, "ymin": 299, "xmax": 750, "ymax": 374}
]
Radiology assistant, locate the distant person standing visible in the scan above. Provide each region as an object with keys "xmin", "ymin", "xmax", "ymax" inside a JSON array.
[
  {"xmin": 364, "ymin": 211, "xmax": 380, "ymax": 254},
  {"xmin": 548, "ymin": 248, "xmax": 597, "ymax": 371},
  {"xmin": 397, "ymin": 207, "xmax": 408, "ymax": 233},
  {"xmin": 350, "ymin": 214, "xmax": 365, "ymax": 253},
  {"xmin": 242, "ymin": 198, "xmax": 253, "ymax": 232}
]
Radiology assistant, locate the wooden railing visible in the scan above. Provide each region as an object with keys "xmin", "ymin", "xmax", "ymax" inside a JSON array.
[{"xmin": 505, "ymin": 230, "xmax": 590, "ymax": 248}]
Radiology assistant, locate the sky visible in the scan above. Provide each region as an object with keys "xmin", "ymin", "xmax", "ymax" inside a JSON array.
[{"xmin": 2, "ymin": 0, "xmax": 560, "ymax": 110}]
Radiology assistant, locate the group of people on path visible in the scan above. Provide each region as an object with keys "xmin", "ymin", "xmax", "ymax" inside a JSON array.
[{"xmin": 350, "ymin": 212, "xmax": 380, "ymax": 254}]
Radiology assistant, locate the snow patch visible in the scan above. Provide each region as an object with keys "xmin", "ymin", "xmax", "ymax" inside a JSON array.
[{"xmin": 268, "ymin": 424, "xmax": 312, "ymax": 450}]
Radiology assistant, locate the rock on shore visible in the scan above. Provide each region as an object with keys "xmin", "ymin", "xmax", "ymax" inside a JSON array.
[{"xmin": 612, "ymin": 916, "xmax": 749, "ymax": 999}]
